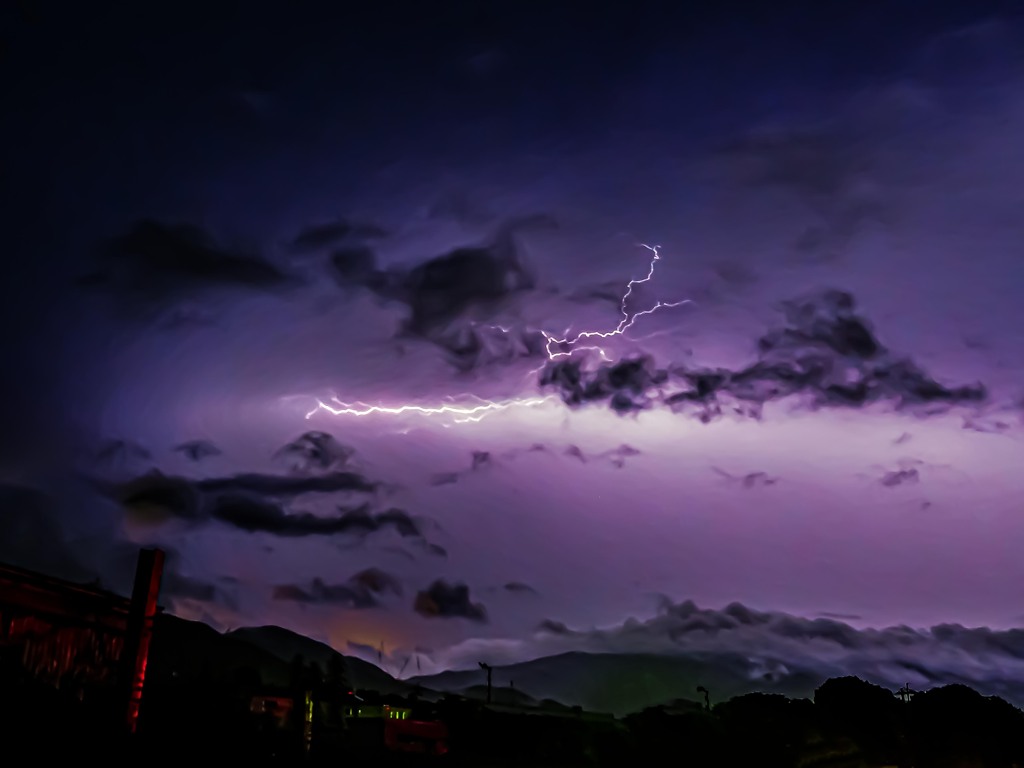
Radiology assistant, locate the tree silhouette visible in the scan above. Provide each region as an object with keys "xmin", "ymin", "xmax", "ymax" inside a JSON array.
[
  {"xmin": 306, "ymin": 660, "xmax": 325, "ymax": 687},
  {"xmin": 288, "ymin": 653, "xmax": 307, "ymax": 690},
  {"xmin": 909, "ymin": 684, "xmax": 1024, "ymax": 766},
  {"xmin": 323, "ymin": 655, "xmax": 350, "ymax": 729},
  {"xmin": 229, "ymin": 665, "xmax": 262, "ymax": 693},
  {"xmin": 287, "ymin": 653, "xmax": 312, "ymax": 748},
  {"xmin": 814, "ymin": 676, "xmax": 903, "ymax": 763},
  {"xmin": 715, "ymin": 693, "xmax": 807, "ymax": 767}
]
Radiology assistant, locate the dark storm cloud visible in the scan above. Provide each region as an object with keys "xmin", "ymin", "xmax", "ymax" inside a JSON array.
[
  {"xmin": 819, "ymin": 612, "xmax": 864, "ymax": 621},
  {"xmin": 961, "ymin": 414, "xmax": 1016, "ymax": 435},
  {"xmin": 273, "ymin": 431, "xmax": 357, "ymax": 473},
  {"xmin": 100, "ymin": 468, "xmax": 435, "ymax": 545},
  {"xmin": 346, "ymin": 214, "xmax": 551, "ymax": 331},
  {"xmin": 567, "ymin": 278, "xmax": 635, "ymax": 308},
  {"xmin": 272, "ymin": 568, "xmax": 402, "ymax": 608},
  {"xmin": 173, "ymin": 439, "xmax": 222, "ymax": 462},
  {"xmin": 210, "ymin": 498, "xmax": 422, "ymax": 539},
  {"xmin": 429, "ymin": 472, "xmax": 460, "ymax": 487},
  {"xmin": 78, "ymin": 219, "xmax": 298, "ymax": 316},
  {"xmin": 539, "ymin": 289, "xmax": 986, "ymax": 420},
  {"xmin": 536, "ymin": 619, "xmax": 572, "ymax": 635},
  {"xmin": 331, "ymin": 215, "xmax": 556, "ymax": 369},
  {"xmin": 414, "ymin": 580, "xmax": 487, "ymax": 622},
  {"xmin": 514, "ymin": 599, "xmax": 1024, "ymax": 708},
  {"xmin": 504, "ymin": 442, "xmax": 641, "ymax": 468},
  {"xmin": 539, "ymin": 355, "xmax": 668, "ymax": 414},
  {"xmin": 431, "ymin": 441, "xmax": 638, "ymax": 487},
  {"xmin": 106, "ymin": 468, "xmax": 377, "ymax": 519},
  {"xmin": 104, "ymin": 472, "xmax": 202, "ymax": 524},
  {"xmin": 430, "ymin": 449, "xmax": 497, "ymax": 486},
  {"xmin": 712, "ymin": 467, "xmax": 779, "ymax": 489},
  {"xmin": 427, "ymin": 324, "xmax": 549, "ymax": 374},
  {"xmin": 564, "ymin": 445, "xmax": 587, "ymax": 462},
  {"xmin": 879, "ymin": 467, "xmax": 920, "ymax": 488},
  {"xmin": 288, "ymin": 219, "xmax": 388, "ymax": 254},
  {"xmin": 603, "ymin": 443, "xmax": 642, "ymax": 469},
  {"xmin": 860, "ymin": 458, "xmax": 936, "ymax": 488},
  {"xmin": 349, "ymin": 567, "xmax": 403, "ymax": 595},
  {"xmin": 484, "ymin": 581, "xmax": 540, "ymax": 596}
]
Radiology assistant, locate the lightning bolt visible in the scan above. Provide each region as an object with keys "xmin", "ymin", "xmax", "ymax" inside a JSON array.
[
  {"xmin": 305, "ymin": 396, "xmax": 555, "ymax": 422},
  {"xmin": 305, "ymin": 244, "xmax": 690, "ymax": 424},
  {"xmin": 541, "ymin": 244, "xmax": 690, "ymax": 361}
]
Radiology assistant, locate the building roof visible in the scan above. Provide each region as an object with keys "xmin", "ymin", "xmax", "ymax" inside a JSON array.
[{"xmin": 0, "ymin": 558, "xmax": 162, "ymax": 630}]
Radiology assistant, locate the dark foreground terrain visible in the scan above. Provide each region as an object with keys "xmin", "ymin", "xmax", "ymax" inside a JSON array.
[{"xmin": 6, "ymin": 654, "xmax": 1024, "ymax": 768}]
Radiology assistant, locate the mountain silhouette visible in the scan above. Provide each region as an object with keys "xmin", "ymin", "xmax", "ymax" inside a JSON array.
[
  {"xmin": 148, "ymin": 614, "xmax": 291, "ymax": 686},
  {"xmin": 227, "ymin": 624, "xmax": 413, "ymax": 695},
  {"xmin": 408, "ymin": 651, "xmax": 826, "ymax": 716}
]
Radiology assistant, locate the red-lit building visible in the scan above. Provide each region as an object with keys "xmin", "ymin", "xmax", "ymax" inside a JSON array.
[
  {"xmin": 250, "ymin": 692, "xmax": 296, "ymax": 727},
  {"xmin": 383, "ymin": 715, "xmax": 449, "ymax": 757},
  {"xmin": 0, "ymin": 549, "xmax": 164, "ymax": 732},
  {"xmin": 346, "ymin": 693, "xmax": 449, "ymax": 757},
  {"xmin": 250, "ymin": 688, "xmax": 449, "ymax": 757}
]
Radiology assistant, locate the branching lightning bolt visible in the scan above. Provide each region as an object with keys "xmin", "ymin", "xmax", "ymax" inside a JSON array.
[
  {"xmin": 305, "ymin": 244, "xmax": 690, "ymax": 424},
  {"xmin": 541, "ymin": 244, "xmax": 690, "ymax": 361}
]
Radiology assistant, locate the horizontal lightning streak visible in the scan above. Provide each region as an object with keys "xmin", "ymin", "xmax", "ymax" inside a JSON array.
[
  {"xmin": 304, "ymin": 244, "xmax": 690, "ymax": 425},
  {"xmin": 305, "ymin": 396, "xmax": 554, "ymax": 421}
]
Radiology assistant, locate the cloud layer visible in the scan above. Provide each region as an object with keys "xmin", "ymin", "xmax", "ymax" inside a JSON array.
[
  {"xmin": 427, "ymin": 598, "xmax": 1024, "ymax": 709},
  {"xmin": 414, "ymin": 580, "xmax": 488, "ymax": 623},
  {"xmin": 78, "ymin": 220, "xmax": 299, "ymax": 319},
  {"xmin": 539, "ymin": 289, "xmax": 986, "ymax": 419},
  {"xmin": 273, "ymin": 567, "xmax": 403, "ymax": 609}
]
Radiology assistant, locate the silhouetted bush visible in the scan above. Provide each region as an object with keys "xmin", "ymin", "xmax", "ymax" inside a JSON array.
[
  {"xmin": 624, "ymin": 708, "xmax": 729, "ymax": 767},
  {"xmin": 908, "ymin": 684, "xmax": 1024, "ymax": 767},
  {"xmin": 814, "ymin": 675, "xmax": 905, "ymax": 762},
  {"xmin": 715, "ymin": 692, "xmax": 815, "ymax": 767}
]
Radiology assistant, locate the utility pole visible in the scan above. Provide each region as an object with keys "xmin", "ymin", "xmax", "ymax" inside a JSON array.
[
  {"xmin": 696, "ymin": 685, "xmax": 710, "ymax": 712},
  {"xmin": 120, "ymin": 548, "xmax": 164, "ymax": 734},
  {"xmin": 478, "ymin": 662, "xmax": 493, "ymax": 704}
]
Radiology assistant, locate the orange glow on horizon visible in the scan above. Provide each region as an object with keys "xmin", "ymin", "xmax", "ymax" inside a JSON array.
[{"xmin": 325, "ymin": 613, "xmax": 413, "ymax": 668}]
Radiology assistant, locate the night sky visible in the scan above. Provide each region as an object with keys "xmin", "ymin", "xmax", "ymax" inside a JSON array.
[{"xmin": 4, "ymin": 1, "xmax": 1024, "ymax": 689}]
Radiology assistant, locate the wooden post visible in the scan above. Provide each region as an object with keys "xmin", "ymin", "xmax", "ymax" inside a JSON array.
[{"xmin": 121, "ymin": 548, "xmax": 164, "ymax": 734}]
